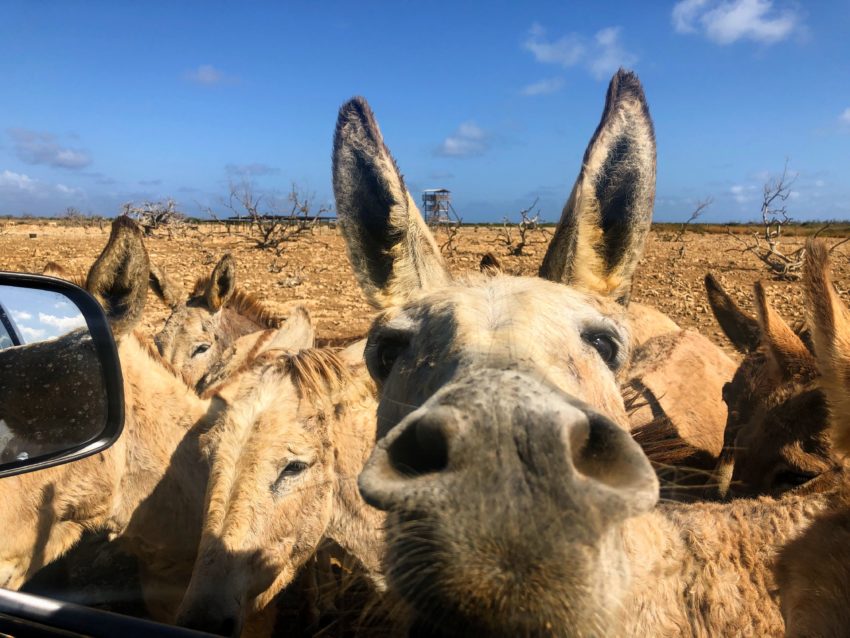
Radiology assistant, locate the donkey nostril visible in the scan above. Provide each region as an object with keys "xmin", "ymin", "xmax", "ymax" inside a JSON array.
[
  {"xmin": 388, "ymin": 413, "xmax": 450, "ymax": 477},
  {"xmin": 219, "ymin": 617, "xmax": 237, "ymax": 637},
  {"xmin": 571, "ymin": 411, "xmax": 653, "ymax": 491}
]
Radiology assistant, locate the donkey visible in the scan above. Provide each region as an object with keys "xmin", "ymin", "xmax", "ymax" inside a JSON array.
[
  {"xmin": 154, "ymin": 253, "xmax": 315, "ymax": 393},
  {"xmin": 42, "ymin": 256, "xmax": 315, "ymax": 396},
  {"xmin": 774, "ymin": 241, "xmax": 850, "ymax": 638},
  {"xmin": 174, "ymin": 341, "xmax": 384, "ymax": 637},
  {"xmin": 0, "ymin": 218, "xmax": 214, "ymax": 596},
  {"xmin": 333, "ymin": 72, "xmax": 834, "ymax": 636},
  {"xmin": 705, "ymin": 273, "xmax": 840, "ymax": 499},
  {"xmin": 1, "ymin": 218, "xmax": 313, "ymax": 622}
]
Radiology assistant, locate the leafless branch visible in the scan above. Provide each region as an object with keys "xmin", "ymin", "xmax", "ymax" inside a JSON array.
[
  {"xmin": 726, "ymin": 161, "xmax": 807, "ymax": 280},
  {"xmin": 673, "ymin": 196, "xmax": 712, "ymax": 259},
  {"xmin": 220, "ymin": 181, "xmax": 328, "ymax": 254},
  {"xmin": 497, "ymin": 197, "xmax": 548, "ymax": 256},
  {"xmin": 121, "ymin": 199, "xmax": 186, "ymax": 238}
]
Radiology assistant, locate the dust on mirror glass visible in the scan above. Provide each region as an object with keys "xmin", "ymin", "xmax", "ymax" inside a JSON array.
[{"xmin": 0, "ymin": 285, "xmax": 108, "ymax": 463}]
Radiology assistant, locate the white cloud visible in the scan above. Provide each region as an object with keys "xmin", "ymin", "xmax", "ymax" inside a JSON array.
[
  {"xmin": 587, "ymin": 27, "xmax": 638, "ymax": 79},
  {"xmin": 815, "ymin": 179, "xmax": 826, "ymax": 188},
  {"xmin": 840, "ymin": 108, "xmax": 850, "ymax": 126},
  {"xmin": 0, "ymin": 170, "xmax": 37, "ymax": 193},
  {"xmin": 523, "ymin": 23, "xmax": 585, "ymax": 67},
  {"xmin": 522, "ymin": 24, "xmax": 637, "ymax": 80},
  {"xmin": 56, "ymin": 183, "xmax": 84, "ymax": 197},
  {"xmin": 38, "ymin": 312, "xmax": 85, "ymax": 332},
  {"xmin": 6, "ymin": 129, "xmax": 91, "ymax": 169},
  {"xmin": 730, "ymin": 183, "xmax": 758, "ymax": 203},
  {"xmin": 11, "ymin": 310, "xmax": 32, "ymax": 321},
  {"xmin": 672, "ymin": 0, "xmax": 710, "ymax": 33},
  {"xmin": 435, "ymin": 122, "xmax": 489, "ymax": 158},
  {"xmin": 0, "ymin": 170, "xmax": 86, "ymax": 200},
  {"xmin": 225, "ymin": 163, "xmax": 280, "ymax": 177},
  {"xmin": 19, "ymin": 325, "xmax": 46, "ymax": 341},
  {"xmin": 520, "ymin": 77, "xmax": 565, "ymax": 96},
  {"xmin": 185, "ymin": 64, "xmax": 236, "ymax": 86},
  {"xmin": 0, "ymin": 168, "xmax": 89, "ymax": 215},
  {"xmin": 672, "ymin": 0, "xmax": 801, "ymax": 45}
]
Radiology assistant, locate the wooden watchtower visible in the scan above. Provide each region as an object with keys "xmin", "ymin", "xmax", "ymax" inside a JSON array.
[{"xmin": 422, "ymin": 189, "xmax": 451, "ymax": 224}]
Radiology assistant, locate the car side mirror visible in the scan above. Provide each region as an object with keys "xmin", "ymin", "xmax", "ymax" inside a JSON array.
[{"xmin": 0, "ymin": 272, "xmax": 124, "ymax": 478}]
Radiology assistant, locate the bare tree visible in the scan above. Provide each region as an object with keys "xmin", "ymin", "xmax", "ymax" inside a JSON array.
[
  {"xmin": 61, "ymin": 207, "xmax": 107, "ymax": 232},
  {"xmin": 673, "ymin": 197, "xmax": 712, "ymax": 259},
  {"xmin": 497, "ymin": 197, "xmax": 548, "ymax": 256},
  {"xmin": 726, "ymin": 161, "xmax": 807, "ymax": 279},
  {"xmin": 121, "ymin": 199, "xmax": 186, "ymax": 238},
  {"xmin": 222, "ymin": 181, "xmax": 327, "ymax": 253},
  {"xmin": 427, "ymin": 203, "xmax": 464, "ymax": 255}
]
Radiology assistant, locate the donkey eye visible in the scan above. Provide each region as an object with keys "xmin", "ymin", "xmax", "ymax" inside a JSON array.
[
  {"xmin": 583, "ymin": 332, "xmax": 619, "ymax": 368},
  {"xmin": 774, "ymin": 469, "xmax": 817, "ymax": 491},
  {"xmin": 192, "ymin": 343, "xmax": 211, "ymax": 357},
  {"xmin": 373, "ymin": 338, "xmax": 408, "ymax": 380},
  {"xmin": 281, "ymin": 460, "xmax": 309, "ymax": 476},
  {"xmin": 272, "ymin": 460, "xmax": 311, "ymax": 493}
]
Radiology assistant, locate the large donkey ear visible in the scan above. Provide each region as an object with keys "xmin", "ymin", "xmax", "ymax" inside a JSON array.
[
  {"xmin": 539, "ymin": 69, "xmax": 655, "ymax": 305},
  {"xmin": 705, "ymin": 273, "xmax": 761, "ymax": 353},
  {"xmin": 753, "ymin": 281, "xmax": 815, "ymax": 376},
  {"xmin": 333, "ymin": 97, "xmax": 449, "ymax": 309},
  {"xmin": 204, "ymin": 254, "xmax": 237, "ymax": 311},
  {"xmin": 149, "ymin": 261, "xmax": 182, "ymax": 309},
  {"xmin": 85, "ymin": 216, "xmax": 150, "ymax": 336},
  {"xmin": 804, "ymin": 240, "xmax": 850, "ymax": 455}
]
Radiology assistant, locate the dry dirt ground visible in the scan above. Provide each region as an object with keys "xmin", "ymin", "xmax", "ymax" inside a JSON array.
[{"xmin": 3, "ymin": 221, "xmax": 850, "ymax": 360}]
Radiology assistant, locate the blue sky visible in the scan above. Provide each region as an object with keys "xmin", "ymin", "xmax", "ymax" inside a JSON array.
[
  {"xmin": 1, "ymin": 285, "xmax": 84, "ymax": 344},
  {"xmin": 0, "ymin": 0, "xmax": 848, "ymax": 223}
]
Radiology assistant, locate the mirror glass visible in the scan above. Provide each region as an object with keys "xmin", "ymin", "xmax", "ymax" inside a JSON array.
[{"xmin": 0, "ymin": 285, "xmax": 109, "ymax": 465}]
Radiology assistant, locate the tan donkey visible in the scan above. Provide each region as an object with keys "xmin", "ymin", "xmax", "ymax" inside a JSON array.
[
  {"xmin": 41, "ymin": 255, "xmax": 315, "ymax": 396},
  {"xmin": 174, "ymin": 341, "xmax": 384, "ymax": 637},
  {"xmin": 154, "ymin": 253, "xmax": 315, "ymax": 393},
  {"xmin": 775, "ymin": 241, "xmax": 850, "ymax": 638},
  {"xmin": 0, "ymin": 218, "xmax": 216, "ymax": 600},
  {"xmin": 333, "ymin": 72, "xmax": 834, "ymax": 636},
  {"xmin": 1, "ymin": 219, "xmax": 312, "ymax": 623}
]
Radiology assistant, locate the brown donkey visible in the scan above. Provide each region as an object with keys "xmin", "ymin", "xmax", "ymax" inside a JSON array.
[
  {"xmin": 775, "ymin": 242, "xmax": 850, "ymax": 638},
  {"xmin": 174, "ymin": 341, "xmax": 383, "ymax": 637},
  {"xmin": 705, "ymin": 274, "xmax": 841, "ymax": 499},
  {"xmin": 154, "ymin": 253, "xmax": 314, "ymax": 393},
  {"xmin": 334, "ymin": 72, "xmax": 833, "ymax": 636}
]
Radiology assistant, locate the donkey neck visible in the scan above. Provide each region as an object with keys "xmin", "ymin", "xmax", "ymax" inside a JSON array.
[
  {"xmin": 620, "ymin": 492, "xmax": 831, "ymax": 636},
  {"xmin": 108, "ymin": 335, "xmax": 219, "ymax": 534},
  {"xmin": 326, "ymin": 356, "xmax": 386, "ymax": 584}
]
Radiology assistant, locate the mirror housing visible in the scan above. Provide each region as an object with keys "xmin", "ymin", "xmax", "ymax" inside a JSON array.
[{"xmin": 0, "ymin": 272, "xmax": 124, "ymax": 478}]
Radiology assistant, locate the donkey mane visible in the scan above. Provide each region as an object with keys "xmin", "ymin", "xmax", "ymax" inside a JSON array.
[
  {"xmin": 190, "ymin": 275, "xmax": 288, "ymax": 328},
  {"xmin": 202, "ymin": 347, "xmax": 370, "ymax": 403},
  {"xmin": 132, "ymin": 329, "xmax": 196, "ymax": 390}
]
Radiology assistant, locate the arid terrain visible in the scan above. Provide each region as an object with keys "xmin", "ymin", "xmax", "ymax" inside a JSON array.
[{"xmin": 3, "ymin": 220, "xmax": 850, "ymax": 359}]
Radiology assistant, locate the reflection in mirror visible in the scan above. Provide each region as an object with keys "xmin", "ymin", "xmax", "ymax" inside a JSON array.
[{"xmin": 0, "ymin": 285, "xmax": 108, "ymax": 464}]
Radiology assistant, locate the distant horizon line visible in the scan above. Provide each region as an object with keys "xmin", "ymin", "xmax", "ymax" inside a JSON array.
[{"xmin": 3, "ymin": 213, "xmax": 850, "ymax": 227}]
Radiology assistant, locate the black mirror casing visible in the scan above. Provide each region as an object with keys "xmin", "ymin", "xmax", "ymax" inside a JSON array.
[{"xmin": 0, "ymin": 272, "xmax": 124, "ymax": 478}]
